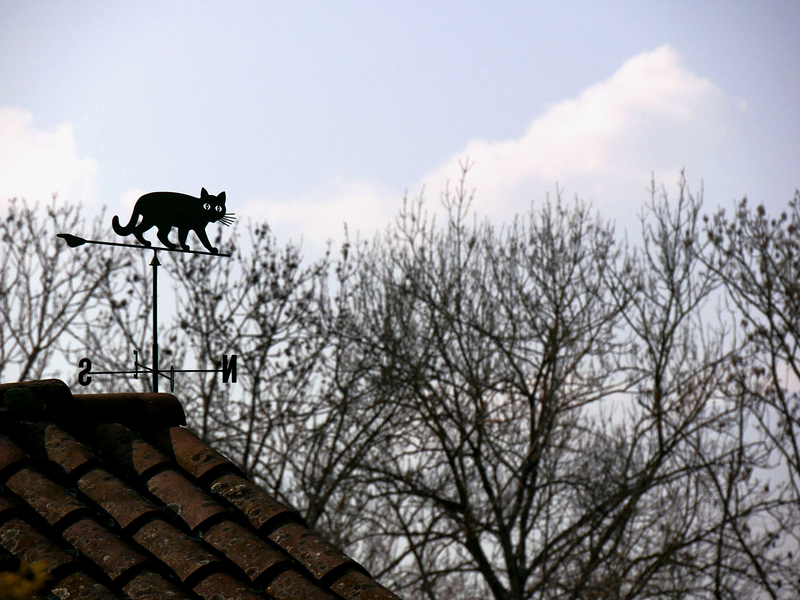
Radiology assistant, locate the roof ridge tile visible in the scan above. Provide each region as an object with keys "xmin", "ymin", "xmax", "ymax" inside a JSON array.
[{"xmin": 0, "ymin": 379, "xmax": 186, "ymax": 426}]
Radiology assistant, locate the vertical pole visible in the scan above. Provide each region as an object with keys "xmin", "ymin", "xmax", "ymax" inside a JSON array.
[{"xmin": 151, "ymin": 250, "xmax": 161, "ymax": 392}]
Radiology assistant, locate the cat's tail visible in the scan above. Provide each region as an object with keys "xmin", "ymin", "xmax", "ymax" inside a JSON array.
[{"xmin": 112, "ymin": 211, "xmax": 138, "ymax": 236}]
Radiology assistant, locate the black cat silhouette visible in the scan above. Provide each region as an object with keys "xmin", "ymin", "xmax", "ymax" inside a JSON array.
[{"xmin": 112, "ymin": 188, "xmax": 234, "ymax": 254}]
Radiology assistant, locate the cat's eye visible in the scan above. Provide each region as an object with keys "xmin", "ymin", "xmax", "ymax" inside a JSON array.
[
  {"xmin": 215, "ymin": 206, "xmax": 223, "ymax": 212},
  {"xmin": 203, "ymin": 203, "xmax": 211, "ymax": 210}
]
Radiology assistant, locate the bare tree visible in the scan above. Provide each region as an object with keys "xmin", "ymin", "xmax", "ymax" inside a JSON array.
[
  {"xmin": 705, "ymin": 193, "xmax": 800, "ymax": 493},
  {"xmin": 0, "ymin": 198, "xmax": 125, "ymax": 382},
  {"xmin": 5, "ymin": 178, "xmax": 798, "ymax": 599},
  {"xmin": 332, "ymin": 173, "xmax": 628, "ymax": 599},
  {"xmin": 325, "ymin": 172, "xmax": 797, "ymax": 599},
  {"xmin": 599, "ymin": 176, "xmax": 791, "ymax": 600},
  {"xmin": 704, "ymin": 192, "xmax": 800, "ymax": 595}
]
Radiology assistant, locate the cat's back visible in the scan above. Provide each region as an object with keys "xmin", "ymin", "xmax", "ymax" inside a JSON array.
[{"xmin": 136, "ymin": 191, "xmax": 198, "ymax": 209}]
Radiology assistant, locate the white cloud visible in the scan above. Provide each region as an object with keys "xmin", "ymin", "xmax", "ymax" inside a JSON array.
[
  {"xmin": 417, "ymin": 45, "xmax": 736, "ymax": 229},
  {"xmin": 240, "ymin": 45, "xmax": 738, "ymax": 248},
  {"xmin": 0, "ymin": 107, "xmax": 98, "ymax": 207}
]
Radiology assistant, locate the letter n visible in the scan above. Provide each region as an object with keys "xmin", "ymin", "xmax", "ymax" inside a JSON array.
[{"xmin": 222, "ymin": 354, "xmax": 237, "ymax": 384}]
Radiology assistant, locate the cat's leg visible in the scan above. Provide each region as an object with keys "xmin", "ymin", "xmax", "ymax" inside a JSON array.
[
  {"xmin": 156, "ymin": 226, "xmax": 177, "ymax": 249},
  {"xmin": 193, "ymin": 227, "xmax": 218, "ymax": 254},
  {"xmin": 177, "ymin": 228, "xmax": 191, "ymax": 251},
  {"xmin": 133, "ymin": 218, "xmax": 153, "ymax": 247}
]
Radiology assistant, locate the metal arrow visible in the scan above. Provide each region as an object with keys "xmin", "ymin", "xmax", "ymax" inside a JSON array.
[{"xmin": 57, "ymin": 233, "xmax": 231, "ymax": 257}]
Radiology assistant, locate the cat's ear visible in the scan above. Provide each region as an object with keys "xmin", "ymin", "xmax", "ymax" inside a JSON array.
[
  {"xmin": 201, "ymin": 187, "xmax": 209, "ymax": 198},
  {"xmin": 218, "ymin": 191, "xmax": 226, "ymax": 203}
]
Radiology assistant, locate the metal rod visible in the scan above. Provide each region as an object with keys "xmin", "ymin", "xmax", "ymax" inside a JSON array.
[
  {"xmin": 151, "ymin": 250, "xmax": 160, "ymax": 392},
  {"xmin": 83, "ymin": 370, "xmax": 141, "ymax": 375},
  {"xmin": 82, "ymin": 367, "xmax": 227, "ymax": 376}
]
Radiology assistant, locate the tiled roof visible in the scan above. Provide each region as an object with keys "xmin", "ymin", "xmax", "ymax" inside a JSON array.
[{"xmin": 0, "ymin": 379, "xmax": 401, "ymax": 600}]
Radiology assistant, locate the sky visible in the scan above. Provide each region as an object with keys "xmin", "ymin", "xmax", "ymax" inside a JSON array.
[{"xmin": 1, "ymin": 1, "xmax": 799, "ymax": 254}]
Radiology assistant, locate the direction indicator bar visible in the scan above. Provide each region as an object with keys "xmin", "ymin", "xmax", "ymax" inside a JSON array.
[{"xmin": 57, "ymin": 233, "xmax": 231, "ymax": 257}]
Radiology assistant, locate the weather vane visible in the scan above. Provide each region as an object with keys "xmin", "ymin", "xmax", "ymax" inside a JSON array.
[{"xmin": 58, "ymin": 187, "xmax": 238, "ymax": 393}]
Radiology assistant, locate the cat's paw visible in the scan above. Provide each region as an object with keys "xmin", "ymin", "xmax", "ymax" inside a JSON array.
[
  {"xmin": 181, "ymin": 244, "xmax": 191, "ymax": 251},
  {"xmin": 211, "ymin": 247, "xmax": 219, "ymax": 255}
]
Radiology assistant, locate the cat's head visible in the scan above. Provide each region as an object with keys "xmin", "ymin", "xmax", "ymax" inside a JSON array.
[{"xmin": 200, "ymin": 187, "xmax": 235, "ymax": 226}]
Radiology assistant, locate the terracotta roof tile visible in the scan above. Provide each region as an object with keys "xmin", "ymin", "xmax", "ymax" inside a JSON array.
[
  {"xmin": 192, "ymin": 571, "xmax": 265, "ymax": 600},
  {"xmin": 0, "ymin": 496, "xmax": 16, "ymax": 518},
  {"xmin": 52, "ymin": 571, "xmax": 120, "ymax": 600},
  {"xmin": 62, "ymin": 517, "xmax": 148, "ymax": 582},
  {"xmin": 75, "ymin": 467, "xmax": 162, "ymax": 529},
  {"xmin": 21, "ymin": 422, "xmax": 97, "ymax": 477},
  {"xmin": 145, "ymin": 468, "xmax": 228, "ymax": 531},
  {"xmin": 87, "ymin": 422, "xmax": 174, "ymax": 478},
  {"xmin": 267, "ymin": 568, "xmax": 346, "ymax": 600},
  {"xmin": 5, "ymin": 468, "xmax": 85, "ymax": 525},
  {"xmin": 0, "ymin": 434, "xmax": 27, "ymax": 475},
  {"xmin": 0, "ymin": 517, "xmax": 75, "ymax": 579},
  {"xmin": 131, "ymin": 517, "xmax": 221, "ymax": 583},
  {"xmin": 330, "ymin": 569, "xmax": 405, "ymax": 600},
  {"xmin": 5, "ymin": 466, "xmax": 87, "ymax": 526},
  {"xmin": 209, "ymin": 472, "xmax": 299, "ymax": 530},
  {"xmin": 202, "ymin": 518, "xmax": 289, "ymax": 582},
  {"xmin": 147, "ymin": 425, "xmax": 236, "ymax": 480},
  {"xmin": 122, "ymin": 569, "xmax": 192, "ymax": 600},
  {"xmin": 267, "ymin": 520, "xmax": 360, "ymax": 581},
  {"xmin": 0, "ymin": 379, "xmax": 402, "ymax": 599}
]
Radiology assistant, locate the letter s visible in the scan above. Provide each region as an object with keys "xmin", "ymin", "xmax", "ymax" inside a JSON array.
[{"xmin": 78, "ymin": 358, "xmax": 92, "ymax": 386}]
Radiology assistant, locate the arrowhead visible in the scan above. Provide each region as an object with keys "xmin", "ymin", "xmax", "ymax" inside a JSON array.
[{"xmin": 57, "ymin": 233, "xmax": 87, "ymax": 247}]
